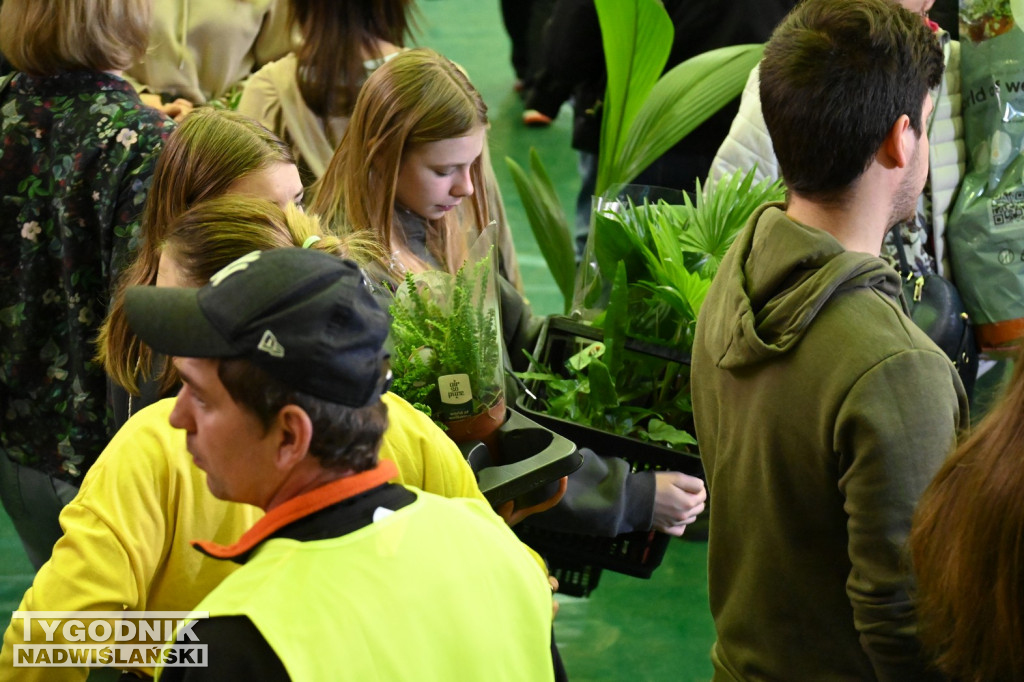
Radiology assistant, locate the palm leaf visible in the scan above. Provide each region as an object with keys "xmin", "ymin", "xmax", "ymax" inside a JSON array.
[
  {"xmin": 678, "ymin": 168, "xmax": 785, "ymax": 280},
  {"xmin": 594, "ymin": 0, "xmax": 673, "ymax": 195},
  {"xmin": 610, "ymin": 44, "xmax": 766, "ymax": 187},
  {"xmin": 505, "ymin": 150, "xmax": 575, "ymax": 312},
  {"xmin": 507, "ymin": 1, "xmax": 765, "ymax": 313}
]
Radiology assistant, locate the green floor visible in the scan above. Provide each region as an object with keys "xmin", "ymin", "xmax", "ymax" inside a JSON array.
[
  {"xmin": 0, "ymin": 2, "xmax": 717, "ymax": 680},
  {"xmin": 0, "ymin": 508, "xmax": 34, "ymax": 641}
]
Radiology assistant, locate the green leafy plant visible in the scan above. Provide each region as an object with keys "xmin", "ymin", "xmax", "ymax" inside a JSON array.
[
  {"xmin": 506, "ymin": 0, "xmax": 764, "ymax": 313},
  {"xmin": 520, "ymin": 262, "xmax": 697, "ymax": 447},
  {"xmin": 520, "ymin": 169, "xmax": 785, "ymax": 449},
  {"xmin": 209, "ymin": 83, "xmax": 245, "ymax": 111},
  {"xmin": 506, "ymin": 149, "xmax": 575, "ymax": 313},
  {"xmin": 388, "ymin": 246, "xmax": 503, "ymax": 426},
  {"xmin": 593, "ymin": 0, "xmax": 764, "ymax": 195},
  {"xmin": 579, "ymin": 168, "xmax": 786, "ymax": 320}
]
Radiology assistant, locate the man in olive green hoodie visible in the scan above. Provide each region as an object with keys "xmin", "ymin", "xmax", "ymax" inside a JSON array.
[{"xmin": 691, "ymin": 0, "xmax": 969, "ymax": 680}]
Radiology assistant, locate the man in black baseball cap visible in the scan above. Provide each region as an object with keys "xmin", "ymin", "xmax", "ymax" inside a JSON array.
[
  {"xmin": 125, "ymin": 247, "xmax": 556, "ymax": 681},
  {"xmin": 125, "ymin": 247, "xmax": 392, "ymax": 410}
]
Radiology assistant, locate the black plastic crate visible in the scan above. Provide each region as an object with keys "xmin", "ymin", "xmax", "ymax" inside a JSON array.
[{"xmin": 513, "ymin": 316, "xmax": 704, "ymax": 597}]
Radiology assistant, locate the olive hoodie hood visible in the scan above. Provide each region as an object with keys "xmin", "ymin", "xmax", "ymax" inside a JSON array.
[{"xmin": 702, "ymin": 203, "xmax": 904, "ymax": 369}]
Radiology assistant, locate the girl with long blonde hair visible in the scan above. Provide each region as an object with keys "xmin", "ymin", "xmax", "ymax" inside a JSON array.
[
  {"xmin": 310, "ymin": 47, "xmax": 706, "ymax": 540},
  {"xmin": 310, "ymin": 47, "xmax": 519, "ymax": 288}
]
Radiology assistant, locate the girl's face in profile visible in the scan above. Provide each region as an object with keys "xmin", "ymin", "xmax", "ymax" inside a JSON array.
[
  {"xmin": 394, "ymin": 127, "xmax": 485, "ymax": 221},
  {"xmin": 155, "ymin": 161, "xmax": 305, "ymax": 289}
]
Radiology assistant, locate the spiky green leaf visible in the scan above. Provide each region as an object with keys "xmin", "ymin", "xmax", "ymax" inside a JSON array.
[{"xmin": 505, "ymin": 151, "xmax": 575, "ymax": 312}]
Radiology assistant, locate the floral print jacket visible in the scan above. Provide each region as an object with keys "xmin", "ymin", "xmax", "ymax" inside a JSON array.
[{"xmin": 0, "ymin": 71, "xmax": 173, "ymax": 482}]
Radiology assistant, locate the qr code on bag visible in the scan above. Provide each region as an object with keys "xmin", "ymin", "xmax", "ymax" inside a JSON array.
[{"xmin": 990, "ymin": 190, "xmax": 1024, "ymax": 226}]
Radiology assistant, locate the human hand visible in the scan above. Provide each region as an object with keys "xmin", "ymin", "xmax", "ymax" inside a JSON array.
[
  {"xmin": 652, "ymin": 471, "xmax": 706, "ymax": 537},
  {"xmin": 139, "ymin": 93, "xmax": 193, "ymax": 122},
  {"xmin": 495, "ymin": 476, "xmax": 568, "ymax": 526},
  {"xmin": 159, "ymin": 98, "xmax": 194, "ymax": 122}
]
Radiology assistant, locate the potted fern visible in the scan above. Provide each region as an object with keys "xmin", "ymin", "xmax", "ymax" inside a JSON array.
[{"xmin": 387, "ymin": 229, "xmax": 505, "ymax": 441}]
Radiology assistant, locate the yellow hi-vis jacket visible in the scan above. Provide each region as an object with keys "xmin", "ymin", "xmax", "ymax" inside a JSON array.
[{"xmin": 185, "ymin": 467, "xmax": 554, "ymax": 681}]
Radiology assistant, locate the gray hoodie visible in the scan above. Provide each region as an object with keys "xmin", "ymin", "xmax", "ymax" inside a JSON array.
[{"xmin": 692, "ymin": 203, "xmax": 967, "ymax": 681}]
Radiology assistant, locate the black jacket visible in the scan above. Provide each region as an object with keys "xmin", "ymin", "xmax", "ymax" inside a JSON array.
[{"xmin": 526, "ymin": 0, "xmax": 798, "ymax": 156}]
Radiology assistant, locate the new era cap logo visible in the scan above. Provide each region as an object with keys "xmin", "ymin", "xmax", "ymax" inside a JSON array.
[{"xmin": 258, "ymin": 330, "xmax": 285, "ymax": 358}]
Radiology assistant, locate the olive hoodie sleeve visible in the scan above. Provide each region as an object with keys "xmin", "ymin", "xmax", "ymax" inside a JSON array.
[{"xmin": 835, "ymin": 348, "xmax": 966, "ymax": 681}]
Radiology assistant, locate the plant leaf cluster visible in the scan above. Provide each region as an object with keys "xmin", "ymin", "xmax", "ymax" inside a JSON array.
[
  {"xmin": 521, "ymin": 169, "xmax": 785, "ymax": 449},
  {"xmin": 505, "ymin": 0, "xmax": 764, "ymax": 316},
  {"xmin": 388, "ymin": 247, "xmax": 502, "ymax": 425},
  {"xmin": 583, "ymin": 169, "xmax": 786, "ymax": 327},
  {"xmin": 594, "ymin": 0, "xmax": 764, "ymax": 195},
  {"xmin": 503, "ymin": 0, "xmax": 776, "ymax": 449},
  {"xmin": 506, "ymin": 149, "xmax": 575, "ymax": 312}
]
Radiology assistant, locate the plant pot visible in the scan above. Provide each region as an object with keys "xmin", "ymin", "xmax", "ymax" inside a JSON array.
[{"xmin": 443, "ymin": 397, "xmax": 507, "ymax": 446}]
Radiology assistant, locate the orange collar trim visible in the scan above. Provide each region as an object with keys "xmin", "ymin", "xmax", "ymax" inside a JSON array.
[{"xmin": 192, "ymin": 460, "xmax": 399, "ymax": 560}]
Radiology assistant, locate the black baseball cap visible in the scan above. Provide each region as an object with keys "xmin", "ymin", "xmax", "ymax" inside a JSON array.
[{"xmin": 124, "ymin": 248, "xmax": 390, "ymax": 407}]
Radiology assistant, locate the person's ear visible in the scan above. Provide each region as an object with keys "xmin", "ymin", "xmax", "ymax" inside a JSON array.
[
  {"xmin": 273, "ymin": 405, "xmax": 314, "ymax": 471},
  {"xmin": 880, "ymin": 113, "xmax": 914, "ymax": 169}
]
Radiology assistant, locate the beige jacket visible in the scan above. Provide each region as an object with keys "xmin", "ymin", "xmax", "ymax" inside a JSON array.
[
  {"xmin": 238, "ymin": 52, "xmax": 400, "ymax": 180},
  {"xmin": 127, "ymin": 0, "xmax": 295, "ymax": 104}
]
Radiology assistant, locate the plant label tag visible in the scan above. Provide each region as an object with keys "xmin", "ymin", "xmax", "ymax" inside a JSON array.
[
  {"xmin": 438, "ymin": 373, "xmax": 473, "ymax": 405},
  {"xmin": 568, "ymin": 342, "xmax": 605, "ymax": 371}
]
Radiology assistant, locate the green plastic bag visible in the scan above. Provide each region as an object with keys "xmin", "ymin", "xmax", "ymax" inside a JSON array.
[{"xmin": 948, "ymin": 0, "xmax": 1024, "ymax": 350}]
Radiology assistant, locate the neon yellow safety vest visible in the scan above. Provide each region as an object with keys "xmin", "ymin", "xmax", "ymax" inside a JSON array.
[{"xmin": 194, "ymin": 490, "xmax": 554, "ymax": 681}]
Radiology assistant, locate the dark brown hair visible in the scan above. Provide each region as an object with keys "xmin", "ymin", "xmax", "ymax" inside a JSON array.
[
  {"xmin": 219, "ymin": 358, "xmax": 388, "ymax": 472},
  {"xmin": 760, "ymin": 0, "xmax": 943, "ymax": 201},
  {"xmin": 292, "ymin": 0, "xmax": 417, "ymax": 120}
]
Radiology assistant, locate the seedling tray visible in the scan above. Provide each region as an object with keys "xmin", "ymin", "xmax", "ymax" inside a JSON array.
[{"xmin": 513, "ymin": 316, "xmax": 704, "ymax": 597}]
